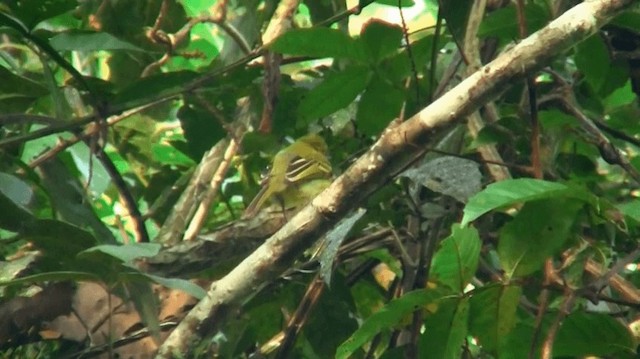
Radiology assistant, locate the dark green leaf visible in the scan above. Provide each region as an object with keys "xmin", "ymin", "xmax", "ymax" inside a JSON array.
[
  {"xmin": 469, "ymin": 284, "xmax": 521, "ymax": 354},
  {"xmin": 555, "ymin": 312, "xmax": 636, "ymax": 357},
  {"xmin": 113, "ymin": 70, "xmax": 199, "ymax": 106},
  {"xmin": 50, "ymin": 31, "xmax": 146, "ymax": 52},
  {"xmin": 498, "ymin": 198, "xmax": 583, "ymax": 278},
  {"xmin": 2, "ymin": 0, "xmax": 76, "ymax": 29},
  {"xmin": 336, "ymin": 288, "xmax": 447, "ymax": 359},
  {"xmin": 430, "ymin": 225, "xmax": 481, "ymax": 292},
  {"xmin": 360, "ymin": 19, "xmax": 403, "ymax": 64},
  {"xmin": 298, "ymin": 66, "xmax": 371, "ymax": 122},
  {"xmin": 575, "ymin": 35, "xmax": 610, "ymax": 93},
  {"xmin": 270, "ymin": 28, "xmax": 365, "ymax": 61},
  {"xmin": 420, "ymin": 297, "xmax": 469, "ymax": 359},
  {"xmin": 0, "ymin": 185, "xmax": 36, "ymax": 232},
  {"xmin": 478, "ymin": 4, "xmax": 548, "ymax": 40},
  {"xmin": 356, "ymin": 76, "xmax": 403, "ymax": 135},
  {"xmin": 374, "ymin": 0, "xmax": 415, "ymax": 6}
]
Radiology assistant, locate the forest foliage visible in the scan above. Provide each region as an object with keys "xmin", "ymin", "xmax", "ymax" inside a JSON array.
[{"xmin": 1, "ymin": 0, "xmax": 640, "ymax": 358}]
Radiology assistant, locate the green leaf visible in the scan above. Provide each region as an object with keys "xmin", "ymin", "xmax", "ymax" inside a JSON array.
[
  {"xmin": 50, "ymin": 31, "xmax": 146, "ymax": 52},
  {"xmin": 555, "ymin": 312, "xmax": 636, "ymax": 357},
  {"xmin": 0, "ymin": 66, "xmax": 48, "ymax": 112},
  {"xmin": 461, "ymin": 179, "xmax": 570, "ymax": 226},
  {"xmin": 143, "ymin": 273, "xmax": 207, "ymax": 299},
  {"xmin": 151, "ymin": 143, "xmax": 196, "ymax": 167},
  {"xmin": 430, "ymin": 225, "xmax": 481, "ymax": 292},
  {"xmin": 21, "ymin": 219, "xmax": 97, "ymax": 258},
  {"xmin": 2, "ymin": 0, "xmax": 76, "ymax": 29},
  {"xmin": 356, "ymin": 76, "xmax": 404, "ymax": 135},
  {"xmin": 478, "ymin": 4, "xmax": 548, "ymax": 40},
  {"xmin": 0, "ymin": 172, "xmax": 33, "ymax": 208},
  {"xmin": 469, "ymin": 284, "xmax": 521, "ymax": 354},
  {"xmin": 498, "ymin": 198, "xmax": 583, "ymax": 278},
  {"xmin": 575, "ymin": 35, "xmax": 610, "ymax": 93},
  {"xmin": 298, "ymin": 66, "xmax": 371, "ymax": 122},
  {"xmin": 374, "ymin": 0, "xmax": 415, "ymax": 6},
  {"xmin": 177, "ymin": 102, "xmax": 226, "ymax": 160},
  {"xmin": 0, "ymin": 185, "xmax": 36, "ymax": 232},
  {"xmin": 336, "ymin": 288, "xmax": 447, "ymax": 359},
  {"xmin": 270, "ymin": 28, "xmax": 365, "ymax": 61},
  {"xmin": 439, "ymin": 0, "xmax": 473, "ymax": 43},
  {"xmin": 83, "ymin": 243, "xmax": 162, "ymax": 263},
  {"xmin": 360, "ymin": 19, "xmax": 403, "ymax": 64},
  {"xmin": 113, "ymin": 70, "xmax": 199, "ymax": 106},
  {"xmin": 119, "ymin": 276, "xmax": 161, "ymax": 342},
  {"xmin": 420, "ymin": 297, "xmax": 469, "ymax": 359},
  {"xmin": 618, "ymin": 199, "xmax": 640, "ymax": 222}
]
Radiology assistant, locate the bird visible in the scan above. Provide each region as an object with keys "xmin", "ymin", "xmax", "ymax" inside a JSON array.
[{"xmin": 243, "ymin": 134, "xmax": 333, "ymax": 217}]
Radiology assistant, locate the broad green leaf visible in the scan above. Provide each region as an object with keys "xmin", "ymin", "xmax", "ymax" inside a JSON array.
[
  {"xmin": 143, "ymin": 273, "xmax": 207, "ymax": 299},
  {"xmin": 50, "ymin": 32, "xmax": 145, "ymax": 52},
  {"xmin": 270, "ymin": 28, "xmax": 365, "ymax": 61},
  {"xmin": 575, "ymin": 35, "xmax": 610, "ymax": 93},
  {"xmin": 430, "ymin": 225, "xmax": 481, "ymax": 292},
  {"xmin": 618, "ymin": 199, "xmax": 640, "ymax": 222},
  {"xmin": 336, "ymin": 288, "xmax": 447, "ymax": 359},
  {"xmin": 461, "ymin": 179, "xmax": 570, "ymax": 226},
  {"xmin": 420, "ymin": 297, "xmax": 469, "ymax": 359},
  {"xmin": 555, "ymin": 312, "xmax": 636, "ymax": 357},
  {"xmin": 478, "ymin": 4, "xmax": 548, "ymax": 40},
  {"xmin": 83, "ymin": 243, "xmax": 162, "ymax": 263},
  {"xmin": 356, "ymin": 76, "xmax": 404, "ymax": 135},
  {"xmin": 177, "ymin": 103, "xmax": 226, "ymax": 160},
  {"xmin": 498, "ymin": 198, "xmax": 583, "ymax": 278},
  {"xmin": 298, "ymin": 66, "xmax": 371, "ymax": 122},
  {"xmin": 360, "ymin": 19, "xmax": 403, "ymax": 64},
  {"xmin": 469, "ymin": 284, "xmax": 521, "ymax": 354},
  {"xmin": 382, "ymin": 34, "xmax": 435, "ymax": 81}
]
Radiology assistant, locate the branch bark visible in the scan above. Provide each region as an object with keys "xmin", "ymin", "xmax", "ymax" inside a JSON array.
[{"xmin": 155, "ymin": 0, "xmax": 635, "ymax": 357}]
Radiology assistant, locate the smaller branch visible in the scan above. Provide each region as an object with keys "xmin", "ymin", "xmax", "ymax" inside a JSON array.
[
  {"xmin": 274, "ymin": 275, "xmax": 325, "ymax": 359},
  {"xmin": 94, "ymin": 145, "xmax": 150, "ymax": 243},
  {"xmin": 183, "ymin": 137, "xmax": 239, "ymax": 241},
  {"xmin": 560, "ymin": 97, "xmax": 640, "ymax": 184},
  {"xmin": 541, "ymin": 289, "xmax": 576, "ymax": 359},
  {"xmin": 398, "ymin": 0, "xmax": 420, "ymax": 103}
]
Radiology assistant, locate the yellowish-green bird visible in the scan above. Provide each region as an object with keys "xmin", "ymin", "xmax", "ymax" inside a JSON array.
[{"xmin": 244, "ymin": 134, "xmax": 333, "ymax": 217}]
